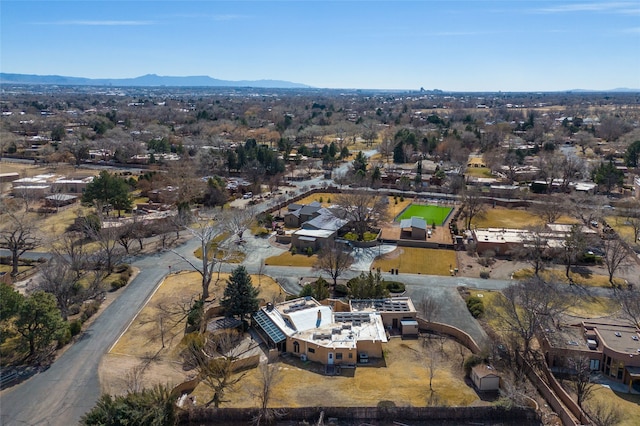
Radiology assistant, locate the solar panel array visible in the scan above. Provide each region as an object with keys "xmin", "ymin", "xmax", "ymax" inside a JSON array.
[{"xmin": 254, "ymin": 310, "xmax": 286, "ymax": 344}]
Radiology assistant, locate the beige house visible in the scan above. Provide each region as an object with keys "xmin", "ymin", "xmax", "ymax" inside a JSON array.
[{"xmin": 253, "ymin": 297, "xmax": 417, "ymax": 367}]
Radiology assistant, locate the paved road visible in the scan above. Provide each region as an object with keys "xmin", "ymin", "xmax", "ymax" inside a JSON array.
[{"xmin": 0, "ymin": 247, "xmax": 188, "ymax": 426}]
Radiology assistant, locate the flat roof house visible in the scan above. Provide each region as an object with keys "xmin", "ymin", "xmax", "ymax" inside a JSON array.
[
  {"xmin": 253, "ymin": 297, "xmax": 417, "ymax": 367},
  {"xmin": 540, "ymin": 320, "xmax": 640, "ymax": 392}
]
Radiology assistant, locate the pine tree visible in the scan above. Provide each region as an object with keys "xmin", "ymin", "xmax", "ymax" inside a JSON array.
[{"xmin": 221, "ymin": 266, "xmax": 259, "ymax": 321}]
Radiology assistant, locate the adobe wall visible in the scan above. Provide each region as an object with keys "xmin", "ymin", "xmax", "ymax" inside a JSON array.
[{"xmin": 180, "ymin": 405, "xmax": 540, "ymax": 424}]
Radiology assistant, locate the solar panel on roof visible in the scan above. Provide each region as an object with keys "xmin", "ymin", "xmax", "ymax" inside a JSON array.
[{"xmin": 254, "ymin": 310, "xmax": 286, "ymax": 344}]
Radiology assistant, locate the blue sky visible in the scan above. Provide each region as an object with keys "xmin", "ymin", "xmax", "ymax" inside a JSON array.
[{"xmin": 1, "ymin": 1, "xmax": 639, "ymax": 91}]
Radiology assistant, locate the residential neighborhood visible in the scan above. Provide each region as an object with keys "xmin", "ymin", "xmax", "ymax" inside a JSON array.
[{"xmin": 1, "ymin": 83, "xmax": 639, "ymax": 426}]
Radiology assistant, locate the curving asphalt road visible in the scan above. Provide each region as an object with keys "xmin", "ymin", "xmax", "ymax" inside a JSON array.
[{"xmin": 0, "ymin": 246, "xmax": 192, "ymax": 426}]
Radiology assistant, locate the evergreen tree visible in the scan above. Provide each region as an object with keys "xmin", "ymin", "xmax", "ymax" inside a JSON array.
[
  {"xmin": 592, "ymin": 159, "xmax": 624, "ymax": 195},
  {"xmin": 221, "ymin": 266, "xmax": 259, "ymax": 321},
  {"xmin": 15, "ymin": 291, "xmax": 67, "ymax": 359},
  {"xmin": 82, "ymin": 170, "xmax": 132, "ymax": 216},
  {"xmin": 625, "ymin": 140, "xmax": 640, "ymax": 168}
]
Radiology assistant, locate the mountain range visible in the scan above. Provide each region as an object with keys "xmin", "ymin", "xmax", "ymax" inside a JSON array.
[{"xmin": 0, "ymin": 73, "xmax": 311, "ymax": 89}]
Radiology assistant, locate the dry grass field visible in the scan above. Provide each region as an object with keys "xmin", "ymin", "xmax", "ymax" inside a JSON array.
[
  {"xmin": 190, "ymin": 338, "xmax": 480, "ymax": 408},
  {"xmin": 512, "ymin": 268, "xmax": 625, "ymax": 288},
  {"xmin": 372, "ymin": 248, "xmax": 457, "ymax": 276},
  {"xmin": 470, "ymin": 207, "xmax": 577, "ymax": 229},
  {"xmin": 101, "ymin": 270, "xmax": 284, "ymax": 394},
  {"xmin": 584, "ymin": 386, "xmax": 640, "ymax": 426}
]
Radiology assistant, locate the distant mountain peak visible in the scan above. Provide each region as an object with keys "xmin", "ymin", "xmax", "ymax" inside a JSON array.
[{"xmin": 0, "ymin": 72, "xmax": 311, "ymax": 89}]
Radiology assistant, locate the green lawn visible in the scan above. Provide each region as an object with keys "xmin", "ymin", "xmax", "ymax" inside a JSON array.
[{"xmin": 397, "ymin": 204, "xmax": 453, "ymax": 226}]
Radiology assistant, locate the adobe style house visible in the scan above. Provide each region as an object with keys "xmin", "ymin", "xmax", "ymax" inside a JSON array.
[
  {"xmin": 472, "ymin": 224, "xmax": 597, "ymax": 256},
  {"xmin": 285, "ymin": 202, "xmax": 349, "ymax": 252},
  {"xmin": 539, "ymin": 320, "xmax": 640, "ymax": 392},
  {"xmin": 252, "ymin": 297, "xmax": 417, "ymax": 367},
  {"xmin": 11, "ymin": 174, "xmax": 94, "ymax": 199}
]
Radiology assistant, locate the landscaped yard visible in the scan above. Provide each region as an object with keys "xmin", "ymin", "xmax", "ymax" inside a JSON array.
[
  {"xmin": 190, "ymin": 337, "xmax": 480, "ymax": 408},
  {"xmin": 265, "ymin": 251, "xmax": 317, "ymax": 267},
  {"xmin": 372, "ymin": 248, "xmax": 457, "ymax": 276},
  {"xmin": 397, "ymin": 204, "xmax": 453, "ymax": 226}
]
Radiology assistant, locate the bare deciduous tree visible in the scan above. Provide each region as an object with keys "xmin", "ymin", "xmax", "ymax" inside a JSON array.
[
  {"xmin": 586, "ymin": 400, "xmax": 623, "ymax": 426},
  {"xmin": 250, "ymin": 363, "xmax": 285, "ymax": 425},
  {"xmin": 172, "ymin": 211, "xmax": 223, "ymax": 302},
  {"xmin": 459, "ymin": 187, "xmax": 486, "ymax": 230},
  {"xmin": 567, "ymin": 356, "xmax": 596, "ymax": 408},
  {"xmin": 616, "ymin": 287, "xmax": 640, "ymax": 328},
  {"xmin": 600, "ymin": 237, "xmax": 630, "ymax": 286},
  {"xmin": 312, "ymin": 240, "xmax": 354, "ymax": 288},
  {"xmin": 515, "ymin": 225, "xmax": 550, "ymax": 277},
  {"xmin": 531, "ymin": 195, "xmax": 565, "ymax": 224},
  {"xmin": 335, "ymin": 191, "xmax": 389, "ymax": 241},
  {"xmin": 223, "ymin": 206, "xmax": 255, "ymax": 243},
  {"xmin": 0, "ymin": 201, "xmax": 41, "ymax": 276},
  {"xmin": 419, "ymin": 295, "xmax": 441, "ymax": 322}
]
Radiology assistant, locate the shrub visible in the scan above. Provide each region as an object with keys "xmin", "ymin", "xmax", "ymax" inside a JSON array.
[
  {"xmin": 400, "ymin": 196, "xmax": 404, "ymax": 202},
  {"xmin": 343, "ymin": 232, "xmax": 358, "ymax": 241},
  {"xmin": 327, "ymin": 197, "xmax": 331, "ymax": 203},
  {"xmin": 68, "ymin": 304, "xmax": 81, "ymax": 316},
  {"xmin": 290, "ymin": 246, "xmax": 297, "ymax": 255},
  {"xmin": 81, "ymin": 301, "xmax": 101, "ymax": 322},
  {"xmin": 110, "ymin": 278, "xmax": 127, "ymax": 291},
  {"xmin": 466, "ymin": 296, "xmax": 484, "ymax": 318},
  {"xmin": 377, "ymin": 400, "xmax": 396, "ymax": 408},
  {"xmin": 113, "ymin": 263, "xmax": 130, "ymax": 273},
  {"xmin": 385, "ymin": 281, "xmax": 405, "ymax": 293},
  {"xmin": 57, "ymin": 326, "xmax": 72, "ymax": 348},
  {"xmin": 69, "ymin": 319, "xmax": 83, "ymax": 336},
  {"xmin": 463, "ymin": 354, "xmax": 484, "ymax": 374},
  {"xmin": 479, "ymin": 271, "xmax": 490, "ymax": 279},
  {"xmin": 335, "ymin": 284, "xmax": 349, "ymax": 296},
  {"xmin": 254, "ymin": 227, "xmax": 270, "ymax": 237},
  {"xmin": 306, "ymin": 247, "xmax": 313, "ymax": 256},
  {"xmin": 318, "ymin": 197, "xmax": 323, "ymax": 203}
]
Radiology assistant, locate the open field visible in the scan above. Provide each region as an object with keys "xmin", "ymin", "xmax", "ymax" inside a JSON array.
[
  {"xmin": 372, "ymin": 247, "xmax": 457, "ymax": 276},
  {"xmin": 191, "ymin": 338, "xmax": 480, "ymax": 408},
  {"xmin": 397, "ymin": 204, "xmax": 453, "ymax": 226},
  {"xmin": 470, "ymin": 207, "xmax": 578, "ymax": 229}
]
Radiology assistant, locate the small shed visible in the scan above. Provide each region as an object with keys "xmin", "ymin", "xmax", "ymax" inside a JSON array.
[
  {"xmin": 470, "ymin": 364, "xmax": 500, "ymax": 391},
  {"xmin": 400, "ymin": 319, "xmax": 419, "ymax": 337},
  {"xmin": 400, "ymin": 217, "xmax": 427, "ymax": 240}
]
